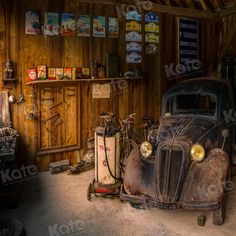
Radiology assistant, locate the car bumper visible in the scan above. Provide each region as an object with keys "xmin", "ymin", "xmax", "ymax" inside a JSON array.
[{"xmin": 120, "ymin": 185, "xmax": 219, "ymax": 210}]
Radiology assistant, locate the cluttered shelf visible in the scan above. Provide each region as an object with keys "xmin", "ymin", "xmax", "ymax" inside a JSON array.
[{"xmin": 26, "ymin": 77, "xmax": 143, "ymax": 85}]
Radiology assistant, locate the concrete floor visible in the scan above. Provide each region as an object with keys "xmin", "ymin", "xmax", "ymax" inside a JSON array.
[{"xmin": 1, "ymin": 170, "xmax": 236, "ymax": 236}]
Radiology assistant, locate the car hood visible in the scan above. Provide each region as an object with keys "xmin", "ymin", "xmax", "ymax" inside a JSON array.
[{"xmin": 158, "ymin": 116, "xmax": 218, "ymax": 147}]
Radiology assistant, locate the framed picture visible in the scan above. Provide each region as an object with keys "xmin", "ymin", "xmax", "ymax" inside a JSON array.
[
  {"xmin": 78, "ymin": 15, "xmax": 91, "ymax": 37},
  {"xmin": 25, "ymin": 10, "xmax": 41, "ymax": 35},
  {"xmin": 108, "ymin": 18, "xmax": 119, "ymax": 38},
  {"xmin": 44, "ymin": 12, "xmax": 59, "ymax": 36},
  {"xmin": 93, "ymin": 16, "xmax": 106, "ymax": 37},
  {"xmin": 61, "ymin": 13, "xmax": 76, "ymax": 35}
]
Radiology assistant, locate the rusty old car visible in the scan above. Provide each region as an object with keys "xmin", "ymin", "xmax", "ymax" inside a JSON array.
[{"xmin": 120, "ymin": 78, "xmax": 234, "ymax": 225}]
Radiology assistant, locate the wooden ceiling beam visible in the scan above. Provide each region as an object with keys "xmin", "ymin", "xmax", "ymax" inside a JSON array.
[
  {"xmin": 220, "ymin": 6, "xmax": 236, "ymax": 15},
  {"xmin": 199, "ymin": 0, "xmax": 214, "ymax": 10},
  {"xmin": 151, "ymin": 2, "xmax": 220, "ymax": 20},
  {"xmin": 78, "ymin": 0, "xmax": 220, "ymax": 20}
]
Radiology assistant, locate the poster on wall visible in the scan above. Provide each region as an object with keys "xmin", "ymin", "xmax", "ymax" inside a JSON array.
[
  {"xmin": 93, "ymin": 16, "xmax": 106, "ymax": 37},
  {"xmin": 61, "ymin": 13, "xmax": 76, "ymax": 35},
  {"xmin": 25, "ymin": 10, "xmax": 41, "ymax": 35},
  {"xmin": 92, "ymin": 83, "xmax": 111, "ymax": 98},
  {"xmin": 108, "ymin": 18, "xmax": 119, "ymax": 38},
  {"xmin": 179, "ymin": 18, "xmax": 198, "ymax": 64},
  {"xmin": 44, "ymin": 12, "xmax": 59, "ymax": 36},
  {"xmin": 77, "ymin": 15, "xmax": 91, "ymax": 37}
]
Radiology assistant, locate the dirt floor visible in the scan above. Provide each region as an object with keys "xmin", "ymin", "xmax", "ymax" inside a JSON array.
[{"xmin": 1, "ymin": 170, "xmax": 236, "ymax": 236}]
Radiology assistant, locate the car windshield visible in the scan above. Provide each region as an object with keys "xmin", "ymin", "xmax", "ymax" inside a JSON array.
[{"xmin": 164, "ymin": 93, "xmax": 217, "ymax": 118}]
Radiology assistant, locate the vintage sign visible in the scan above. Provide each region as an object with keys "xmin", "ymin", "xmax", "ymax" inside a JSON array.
[
  {"xmin": 61, "ymin": 13, "xmax": 76, "ymax": 35},
  {"xmin": 145, "ymin": 33, "xmax": 159, "ymax": 43},
  {"xmin": 126, "ymin": 21, "xmax": 141, "ymax": 32},
  {"xmin": 25, "ymin": 10, "xmax": 41, "ymax": 35},
  {"xmin": 126, "ymin": 52, "xmax": 141, "ymax": 64},
  {"xmin": 92, "ymin": 83, "xmax": 111, "ymax": 99},
  {"xmin": 126, "ymin": 42, "xmax": 141, "ymax": 52},
  {"xmin": 145, "ymin": 22, "xmax": 159, "ymax": 33},
  {"xmin": 125, "ymin": 31, "xmax": 142, "ymax": 42},
  {"xmin": 179, "ymin": 18, "xmax": 198, "ymax": 64},
  {"xmin": 126, "ymin": 10, "xmax": 141, "ymax": 21},
  {"xmin": 77, "ymin": 15, "xmax": 91, "ymax": 37},
  {"xmin": 93, "ymin": 16, "xmax": 106, "ymax": 37},
  {"xmin": 44, "ymin": 12, "xmax": 59, "ymax": 36},
  {"xmin": 145, "ymin": 12, "xmax": 159, "ymax": 23},
  {"xmin": 146, "ymin": 44, "xmax": 158, "ymax": 55},
  {"xmin": 108, "ymin": 18, "xmax": 119, "ymax": 38}
]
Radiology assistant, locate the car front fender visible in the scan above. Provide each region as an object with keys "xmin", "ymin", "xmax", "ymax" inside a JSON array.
[
  {"xmin": 180, "ymin": 148, "xmax": 229, "ymax": 204},
  {"xmin": 123, "ymin": 147, "xmax": 156, "ymax": 198}
]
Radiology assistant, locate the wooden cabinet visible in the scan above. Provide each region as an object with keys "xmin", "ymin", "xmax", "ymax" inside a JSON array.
[{"xmin": 32, "ymin": 81, "xmax": 80, "ymax": 156}]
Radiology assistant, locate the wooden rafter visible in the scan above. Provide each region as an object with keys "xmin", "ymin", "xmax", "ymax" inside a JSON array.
[
  {"xmin": 199, "ymin": 0, "xmax": 214, "ymax": 10},
  {"xmin": 221, "ymin": 5, "xmax": 236, "ymax": 15},
  {"xmin": 220, "ymin": 22, "xmax": 236, "ymax": 59},
  {"xmin": 78, "ymin": 0, "xmax": 236, "ymax": 19},
  {"xmin": 183, "ymin": 0, "xmax": 196, "ymax": 8}
]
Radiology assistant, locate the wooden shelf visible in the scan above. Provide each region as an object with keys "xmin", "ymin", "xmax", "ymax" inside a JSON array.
[
  {"xmin": 2, "ymin": 78, "xmax": 17, "ymax": 82},
  {"xmin": 26, "ymin": 77, "xmax": 143, "ymax": 85}
]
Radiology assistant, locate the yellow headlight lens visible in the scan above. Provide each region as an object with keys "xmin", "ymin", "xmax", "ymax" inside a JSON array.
[
  {"xmin": 191, "ymin": 144, "xmax": 205, "ymax": 162},
  {"xmin": 140, "ymin": 141, "xmax": 153, "ymax": 158}
]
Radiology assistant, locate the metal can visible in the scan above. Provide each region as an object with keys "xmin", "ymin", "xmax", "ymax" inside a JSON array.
[{"xmin": 72, "ymin": 67, "xmax": 77, "ymax": 80}]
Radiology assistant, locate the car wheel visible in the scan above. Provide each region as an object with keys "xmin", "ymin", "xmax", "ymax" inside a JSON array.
[{"xmin": 212, "ymin": 195, "xmax": 226, "ymax": 225}]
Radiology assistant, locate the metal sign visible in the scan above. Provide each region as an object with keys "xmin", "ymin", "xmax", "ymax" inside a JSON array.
[{"xmin": 178, "ymin": 18, "xmax": 198, "ymax": 64}]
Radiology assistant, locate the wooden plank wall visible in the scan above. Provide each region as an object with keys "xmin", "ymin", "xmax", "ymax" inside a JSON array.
[
  {"xmin": 0, "ymin": 0, "xmax": 222, "ymax": 170},
  {"xmin": 222, "ymin": 13, "xmax": 236, "ymax": 56}
]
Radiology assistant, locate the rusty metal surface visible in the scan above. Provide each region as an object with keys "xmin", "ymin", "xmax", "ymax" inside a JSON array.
[
  {"xmin": 123, "ymin": 148, "xmax": 156, "ymax": 198},
  {"xmin": 180, "ymin": 149, "xmax": 229, "ymax": 203}
]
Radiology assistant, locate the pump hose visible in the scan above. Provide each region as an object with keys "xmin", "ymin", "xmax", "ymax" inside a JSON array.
[{"xmin": 103, "ymin": 126, "xmax": 122, "ymax": 181}]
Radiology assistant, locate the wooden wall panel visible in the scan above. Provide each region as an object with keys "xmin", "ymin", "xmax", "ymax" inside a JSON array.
[{"xmin": 0, "ymin": 0, "xmax": 224, "ymax": 170}]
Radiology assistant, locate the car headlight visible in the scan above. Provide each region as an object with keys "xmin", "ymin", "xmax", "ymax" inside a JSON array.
[
  {"xmin": 190, "ymin": 144, "xmax": 205, "ymax": 162},
  {"xmin": 140, "ymin": 141, "xmax": 153, "ymax": 158}
]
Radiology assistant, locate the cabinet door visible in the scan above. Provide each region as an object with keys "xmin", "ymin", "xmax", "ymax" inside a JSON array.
[{"xmin": 38, "ymin": 85, "xmax": 79, "ymax": 152}]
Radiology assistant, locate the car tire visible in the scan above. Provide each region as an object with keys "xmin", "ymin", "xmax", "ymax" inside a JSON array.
[{"xmin": 212, "ymin": 194, "xmax": 226, "ymax": 225}]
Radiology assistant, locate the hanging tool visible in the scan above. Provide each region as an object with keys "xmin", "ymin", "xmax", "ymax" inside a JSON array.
[{"xmin": 16, "ymin": 73, "xmax": 24, "ymax": 104}]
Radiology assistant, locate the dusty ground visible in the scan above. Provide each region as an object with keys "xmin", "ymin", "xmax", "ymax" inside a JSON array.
[{"xmin": 1, "ymin": 170, "xmax": 236, "ymax": 236}]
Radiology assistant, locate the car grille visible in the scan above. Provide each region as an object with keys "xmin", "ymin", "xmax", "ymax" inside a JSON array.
[{"xmin": 156, "ymin": 142, "xmax": 189, "ymax": 202}]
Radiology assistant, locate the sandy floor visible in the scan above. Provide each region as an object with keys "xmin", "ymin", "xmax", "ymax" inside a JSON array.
[{"xmin": 1, "ymin": 170, "xmax": 236, "ymax": 236}]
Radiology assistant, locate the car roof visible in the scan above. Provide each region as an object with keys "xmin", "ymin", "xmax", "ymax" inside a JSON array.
[{"xmin": 164, "ymin": 77, "xmax": 232, "ymax": 97}]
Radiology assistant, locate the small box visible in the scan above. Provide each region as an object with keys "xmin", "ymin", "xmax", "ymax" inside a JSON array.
[
  {"xmin": 55, "ymin": 68, "xmax": 64, "ymax": 80},
  {"xmin": 48, "ymin": 68, "xmax": 56, "ymax": 80},
  {"xmin": 28, "ymin": 68, "xmax": 37, "ymax": 82},
  {"xmin": 77, "ymin": 67, "xmax": 83, "ymax": 79},
  {"xmin": 98, "ymin": 66, "xmax": 105, "ymax": 78},
  {"xmin": 37, "ymin": 65, "xmax": 47, "ymax": 80},
  {"xmin": 82, "ymin": 68, "xmax": 90, "ymax": 79},
  {"xmin": 64, "ymin": 68, "xmax": 72, "ymax": 79}
]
